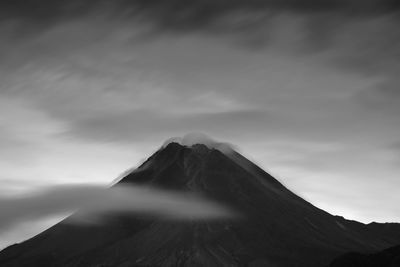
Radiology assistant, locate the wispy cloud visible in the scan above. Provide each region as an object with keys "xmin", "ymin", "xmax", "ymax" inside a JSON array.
[{"xmin": 0, "ymin": 184, "xmax": 234, "ymax": 235}]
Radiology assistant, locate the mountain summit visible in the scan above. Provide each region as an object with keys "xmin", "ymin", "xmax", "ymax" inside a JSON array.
[{"xmin": 1, "ymin": 137, "xmax": 400, "ymax": 267}]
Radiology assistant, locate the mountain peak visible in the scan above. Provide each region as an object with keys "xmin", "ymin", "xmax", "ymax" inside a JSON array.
[
  {"xmin": 163, "ymin": 142, "xmax": 211, "ymax": 154},
  {"xmin": 162, "ymin": 133, "xmax": 234, "ymax": 154}
]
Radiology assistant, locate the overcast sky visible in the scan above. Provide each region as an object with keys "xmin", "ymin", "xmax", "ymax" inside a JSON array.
[{"xmin": 1, "ymin": 0, "xmax": 400, "ymax": 249}]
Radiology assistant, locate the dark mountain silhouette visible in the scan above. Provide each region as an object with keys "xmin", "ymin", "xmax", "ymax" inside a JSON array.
[
  {"xmin": 1, "ymin": 141, "xmax": 400, "ymax": 267},
  {"xmin": 328, "ymin": 244, "xmax": 400, "ymax": 267}
]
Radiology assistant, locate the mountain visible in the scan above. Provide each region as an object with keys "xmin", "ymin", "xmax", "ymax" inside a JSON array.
[
  {"xmin": 328, "ymin": 244, "xmax": 400, "ymax": 267},
  {"xmin": 1, "ymin": 140, "xmax": 400, "ymax": 267}
]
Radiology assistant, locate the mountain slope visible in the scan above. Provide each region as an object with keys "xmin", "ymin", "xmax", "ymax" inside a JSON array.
[
  {"xmin": 328, "ymin": 244, "xmax": 400, "ymax": 267},
  {"xmin": 1, "ymin": 142, "xmax": 400, "ymax": 267}
]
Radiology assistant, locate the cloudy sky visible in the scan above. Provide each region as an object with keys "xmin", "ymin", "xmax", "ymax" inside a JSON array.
[{"xmin": 1, "ymin": 0, "xmax": 400, "ymax": 249}]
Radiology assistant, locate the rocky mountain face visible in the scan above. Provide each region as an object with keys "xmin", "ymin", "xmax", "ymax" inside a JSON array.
[{"xmin": 1, "ymin": 142, "xmax": 400, "ymax": 267}]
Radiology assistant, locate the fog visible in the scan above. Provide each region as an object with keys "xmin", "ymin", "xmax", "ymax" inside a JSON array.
[{"xmin": 0, "ymin": 183, "xmax": 234, "ymax": 235}]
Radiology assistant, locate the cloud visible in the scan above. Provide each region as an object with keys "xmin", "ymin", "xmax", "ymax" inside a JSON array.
[
  {"xmin": 1, "ymin": 15, "xmax": 397, "ymax": 148},
  {"xmin": 321, "ymin": 15, "xmax": 400, "ymax": 76},
  {"xmin": 0, "ymin": 184, "xmax": 234, "ymax": 234},
  {"xmin": 355, "ymin": 79, "xmax": 400, "ymax": 111},
  {"xmin": 2, "ymin": 0, "xmax": 400, "ymax": 56},
  {"xmin": 63, "ymin": 109, "xmax": 268, "ymax": 143},
  {"xmin": 1, "ymin": 0, "xmax": 399, "ymax": 26},
  {"xmin": 350, "ymin": 77, "xmax": 400, "ymax": 130}
]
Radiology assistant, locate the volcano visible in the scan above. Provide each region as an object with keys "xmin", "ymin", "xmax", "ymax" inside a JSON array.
[{"xmin": 1, "ymin": 139, "xmax": 400, "ymax": 267}]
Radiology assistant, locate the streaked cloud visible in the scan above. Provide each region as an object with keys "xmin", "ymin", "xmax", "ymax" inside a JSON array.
[{"xmin": 0, "ymin": 184, "xmax": 234, "ymax": 234}]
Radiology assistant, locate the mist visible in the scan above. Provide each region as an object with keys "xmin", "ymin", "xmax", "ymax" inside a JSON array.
[{"xmin": 0, "ymin": 183, "xmax": 234, "ymax": 235}]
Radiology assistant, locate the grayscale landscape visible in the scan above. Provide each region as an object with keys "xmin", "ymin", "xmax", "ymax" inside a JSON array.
[{"xmin": 1, "ymin": 1, "xmax": 400, "ymax": 266}]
